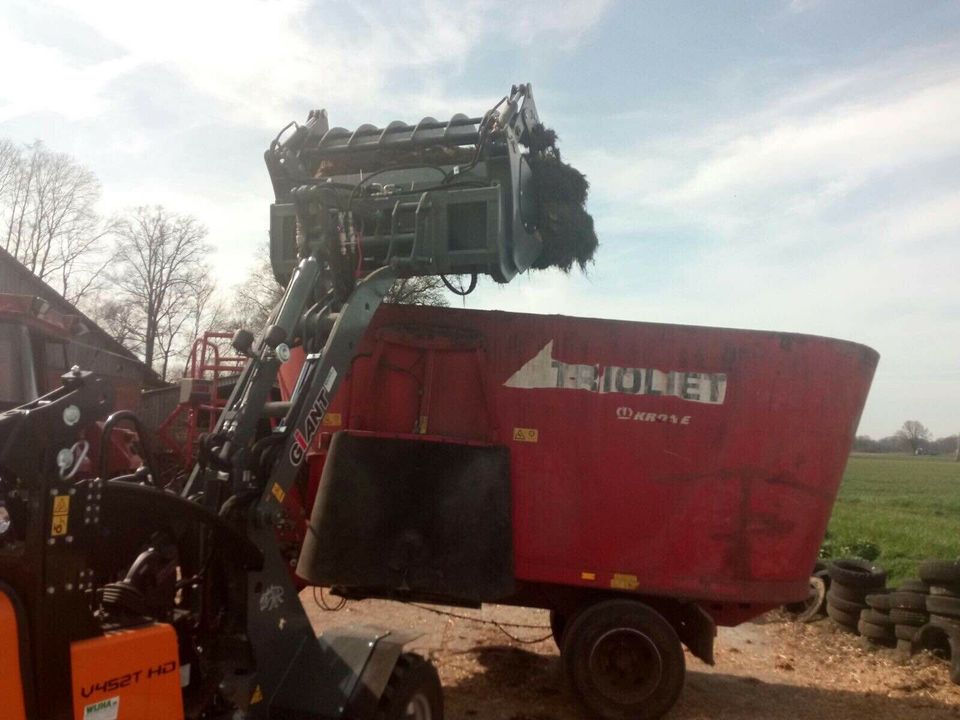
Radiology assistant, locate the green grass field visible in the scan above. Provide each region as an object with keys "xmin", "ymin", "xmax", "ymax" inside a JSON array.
[{"xmin": 825, "ymin": 453, "xmax": 960, "ymax": 586}]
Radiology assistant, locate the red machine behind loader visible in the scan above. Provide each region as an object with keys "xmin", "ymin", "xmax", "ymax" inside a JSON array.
[{"xmin": 277, "ymin": 302, "xmax": 877, "ymax": 719}]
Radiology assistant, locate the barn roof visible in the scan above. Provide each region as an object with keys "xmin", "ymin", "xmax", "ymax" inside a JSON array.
[{"xmin": 0, "ymin": 245, "xmax": 165, "ymax": 388}]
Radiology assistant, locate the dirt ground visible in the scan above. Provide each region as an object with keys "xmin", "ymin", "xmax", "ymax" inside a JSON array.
[{"xmin": 304, "ymin": 590, "xmax": 960, "ymax": 719}]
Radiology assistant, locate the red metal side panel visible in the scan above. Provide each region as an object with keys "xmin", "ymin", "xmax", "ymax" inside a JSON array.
[{"xmin": 281, "ymin": 305, "xmax": 877, "ymax": 610}]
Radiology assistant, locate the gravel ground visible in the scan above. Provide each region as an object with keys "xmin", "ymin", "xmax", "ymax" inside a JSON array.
[{"xmin": 304, "ymin": 591, "xmax": 960, "ymax": 719}]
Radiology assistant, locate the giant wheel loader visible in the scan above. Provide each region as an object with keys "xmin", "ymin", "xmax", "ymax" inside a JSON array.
[{"xmin": 0, "ymin": 84, "xmax": 551, "ymax": 720}]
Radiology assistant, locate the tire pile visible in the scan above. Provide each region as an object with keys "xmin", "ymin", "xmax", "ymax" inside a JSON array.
[
  {"xmin": 811, "ymin": 558, "xmax": 960, "ymax": 684},
  {"xmin": 916, "ymin": 560, "xmax": 960, "ymax": 684},
  {"xmin": 824, "ymin": 559, "xmax": 888, "ymax": 638}
]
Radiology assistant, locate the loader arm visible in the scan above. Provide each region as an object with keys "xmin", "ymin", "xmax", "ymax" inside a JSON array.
[{"xmin": 174, "ymin": 84, "xmax": 557, "ymax": 717}]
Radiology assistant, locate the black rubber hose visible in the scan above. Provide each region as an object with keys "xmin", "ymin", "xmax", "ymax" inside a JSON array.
[
  {"xmin": 99, "ymin": 410, "xmax": 162, "ymax": 484},
  {"xmin": 103, "ymin": 480, "xmax": 264, "ymax": 571}
]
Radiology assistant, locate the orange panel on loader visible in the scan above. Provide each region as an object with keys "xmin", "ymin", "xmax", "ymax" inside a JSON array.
[
  {"xmin": 0, "ymin": 591, "xmax": 28, "ymax": 720},
  {"xmin": 71, "ymin": 623, "xmax": 183, "ymax": 720}
]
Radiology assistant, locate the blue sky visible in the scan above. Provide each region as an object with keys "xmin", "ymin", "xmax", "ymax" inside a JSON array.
[{"xmin": 2, "ymin": 0, "xmax": 959, "ymax": 438}]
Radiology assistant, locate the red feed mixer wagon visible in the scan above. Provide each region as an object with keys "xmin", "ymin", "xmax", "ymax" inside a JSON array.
[{"xmin": 277, "ymin": 301, "xmax": 877, "ymax": 716}]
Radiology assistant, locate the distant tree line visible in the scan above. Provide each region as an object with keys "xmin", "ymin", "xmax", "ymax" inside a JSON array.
[
  {"xmin": 0, "ymin": 138, "xmax": 448, "ymax": 383},
  {"xmin": 854, "ymin": 420, "xmax": 960, "ymax": 459}
]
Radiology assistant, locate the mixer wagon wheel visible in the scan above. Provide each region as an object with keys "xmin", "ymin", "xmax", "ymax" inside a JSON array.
[
  {"xmin": 550, "ymin": 610, "xmax": 568, "ymax": 649},
  {"xmin": 562, "ymin": 599, "xmax": 685, "ymax": 720}
]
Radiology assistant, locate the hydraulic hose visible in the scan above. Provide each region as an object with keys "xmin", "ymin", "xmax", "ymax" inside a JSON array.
[{"xmin": 99, "ymin": 410, "xmax": 162, "ymax": 484}]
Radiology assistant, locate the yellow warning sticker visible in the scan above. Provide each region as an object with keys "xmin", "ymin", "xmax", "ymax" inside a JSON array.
[
  {"xmin": 53, "ymin": 495, "xmax": 71, "ymax": 515},
  {"xmin": 581, "ymin": 571, "xmax": 597, "ymax": 581},
  {"xmin": 51, "ymin": 514, "xmax": 69, "ymax": 537},
  {"xmin": 512, "ymin": 427, "xmax": 539, "ymax": 443},
  {"xmin": 51, "ymin": 495, "xmax": 70, "ymax": 537},
  {"xmin": 418, "ymin": 416, "xmax": 429, "ymax": 434},
  {"xmin": 271, "ymin": 483, "xmax": 286, "ymax": 504},
  {"xmin": 322, "ymin": 413, "xmax": 342, "ymax": 427},
  {"xmin": 250, "ymin": 685, "xmax": 264, "ymax": 704},
  {"xmin": 610, "ymin": 573, "xmax": 640, "ymax": 591}
]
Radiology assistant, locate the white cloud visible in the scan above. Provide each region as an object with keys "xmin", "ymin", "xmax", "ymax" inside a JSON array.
[
  {"xmin": 0, "ymin": 23, "xmax": 136, "ymax": 121},
  {"xmin": 4, "ymin": 0, "xmax": 612, "ymax": 128},
  {"xmin": 657, "ymin": 77, "xmax": 960, "ymax": 213}
]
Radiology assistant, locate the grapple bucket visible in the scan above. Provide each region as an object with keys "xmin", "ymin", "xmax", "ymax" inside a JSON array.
[{"xmin": 265, "ymin": 84, "xmax": 547, "ymax": 287}]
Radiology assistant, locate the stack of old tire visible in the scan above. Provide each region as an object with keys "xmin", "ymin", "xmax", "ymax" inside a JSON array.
[
  {"xmin": 921, "ymin": 560, "xmax": 960, "ymax": 630},
  {"xmin": 860, "ymin": 588, "xmax": 896, "ymax": 646},
  {"xmin": 917, "ymin": 560, "xmax": 960, "ymax": 683},
  {"xmin": 886, "ymin": 579, "xmax": 931, "ymax": 650},
  {"xmin": 826, "ymin": 559, "xmax": 887, "ymax": 635}
]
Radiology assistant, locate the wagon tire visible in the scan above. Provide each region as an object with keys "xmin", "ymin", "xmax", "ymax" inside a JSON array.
[
  {"xmin": 930, "ymin": 585, "xmax": 960, "ymax": 598},
  {"xmin": 550, "ymin": 610, "xmax": 568, "ymax": 650},
  {"xmin": 827, "ymin": 559, "xmax": 887, "ymax": 590},
  {"xmin": 889, "ymin": 608, "xmax": 928, "ymax": 627},
  {"xmin": 374, "ymin": 652, "xmax": 444, "ymax": 720},
  {"xmin": 919, "ymin": 560, "xmax": 960, "ymax": 586},
  {"xmin": 857, "ymin": 619, "xmax": 895, "ymax": 644},
  {"xmin": 929, "ymin": 614, "xmax": 960, "ymax": 633},
  {"xmin": 828, "ymin": 582, "xmax": 868, "ymax": 604},
  {"xmin": 888, "ymin": 591, "xmax": 928, "ymax": 612},
  {"xmin": 860, "ymin": 609, "xmax": 894, "ymax": 627},
  {"xmin": 826, "ymin": 604, "xmax": 859, "ymax": 629},
  {"xmin": 826, "ymin": 593, "xmax": 867, "ymax": 615},
  {"xmin": 926, "ymin": 595, "xmax": 960, "ymax": 619},
  {"xmin": 562, "ymin": 599, "xmax": 685, "ymax": 720},
  {"xmin": 865, "ymin": 593, "xmax": 892, "ymax": 612}
]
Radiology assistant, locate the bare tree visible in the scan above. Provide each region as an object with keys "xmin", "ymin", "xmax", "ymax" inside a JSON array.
[
  {"xmin": 385, "ymin": 276, "xmax": 450, "ymax": 307},
  {"xmin": 897, "ymin": 420, "xmax": 932, "ymax": 454},
  {"xmin": 0, "ymin": 140, "xmax": 18, "ymax": 201},
  {"xmin": 225, "ymin": 247, "xmax": 451, "ymax": 334},
  {"xmin": 107, "ymin": 206, "xmax": 212, "ymax": 380},
  {"xmin": 0, "ymin": 140, "xmax": 114, "ymax": 305},
  {"xmin": 229, "ymin": 247, "xmax": 284, "ymax": 331}
]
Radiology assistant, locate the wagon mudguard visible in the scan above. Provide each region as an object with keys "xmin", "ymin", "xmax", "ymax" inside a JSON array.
[{"xmin": 298, "ymin": 432, "xmax": 514, "ymax": 603}]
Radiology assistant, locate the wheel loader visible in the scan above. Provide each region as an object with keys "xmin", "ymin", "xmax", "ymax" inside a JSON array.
[{"xmin": 0, "ymin": 84, "xmax": 552, "ymax": 720}]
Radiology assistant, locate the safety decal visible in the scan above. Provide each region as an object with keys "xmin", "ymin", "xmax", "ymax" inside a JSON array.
[
  {"xmin": 51, "ymin": 494, "xmax": 70, "ymax": 537},
  {"xmin": 322, "ymin": 412, "xmax": 342, "ymax": 427},
  {"xmin": 504, "ymin": 341, "xmax": 727, "ymax": 405},
  {"xmin": 271, "ymin": 483, "xmax": 286, "ymax": 504},
  {"xmin": 512, "ymin": 427, "xmax": 539, "ymax": 443},
  {"xmin": 610, "ymin": 573, "xmax": 640, "ymax": 591}
]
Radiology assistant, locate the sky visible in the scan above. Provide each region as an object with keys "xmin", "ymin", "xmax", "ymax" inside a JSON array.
[{"xmin": 1, "ymin": 0, "xmax": 959, "ymax": 438}]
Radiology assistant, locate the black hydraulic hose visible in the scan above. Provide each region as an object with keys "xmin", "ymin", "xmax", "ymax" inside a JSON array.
[
  {"xmin": 442, "ymin": 272, "xmax": 478, "ymax": 296},
  {"xmin": 99, "ymin": 410, "xmax": 161, "ymax": 484},
  {"xmin": 103, "ymin": 480, "xmax": 264, "ymax": 571}
]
